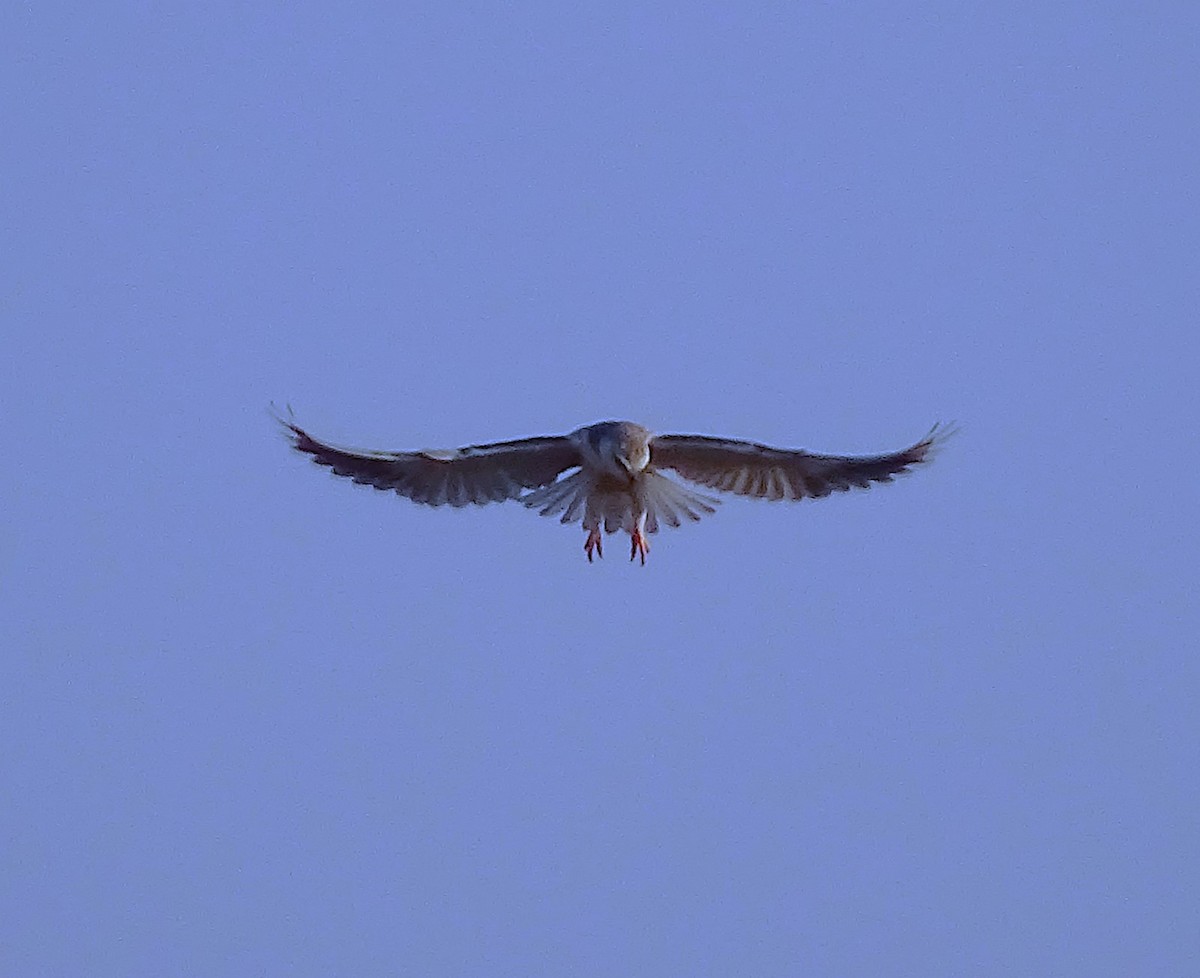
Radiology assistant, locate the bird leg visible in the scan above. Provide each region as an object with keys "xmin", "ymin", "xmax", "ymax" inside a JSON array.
[
  {"xmin": 584, "ymin": 528, "xmax": 603, "ymax": 562},
  {"xmin": 629, "ymin": 527, "xmax": 649, "ymax": 565}
]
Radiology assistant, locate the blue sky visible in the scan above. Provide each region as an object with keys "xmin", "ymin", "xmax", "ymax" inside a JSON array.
[{"xmin": 4, "ymin": 3, "xmax": 1197, "ymax": 975}]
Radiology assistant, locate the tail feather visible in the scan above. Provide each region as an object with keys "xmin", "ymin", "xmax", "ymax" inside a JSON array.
[
  {"xmin": 522, "ymin": 469, "xmax": 719, "ymax": 535},
  {"xmin": 522, "ymin": 470, "xmax": 585, "ymax": 521},
  {"xmin": 641, "ymin": 471, "xmax": 718, "ymax": 534}
]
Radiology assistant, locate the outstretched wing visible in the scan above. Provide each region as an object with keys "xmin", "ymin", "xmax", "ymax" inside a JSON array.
[
  {"xmin": 280, "ymin": 416, "xmax": 581, "ymax": 507},
  {"xmin": 649, "ymin": 425, "xmax": 950, "ymax": 501}
]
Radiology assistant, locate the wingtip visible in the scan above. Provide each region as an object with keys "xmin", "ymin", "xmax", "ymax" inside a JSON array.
[
  {"xmin": 917, "ymin": 421, "xmax": 960, "ymax": 460},
  {"xmin": 269, "ymin": 402, "xmax": 306, "ymax": 446},
  {"xmin": 929, "ymin": 420, "xmax": 961, "ymax": 442}
]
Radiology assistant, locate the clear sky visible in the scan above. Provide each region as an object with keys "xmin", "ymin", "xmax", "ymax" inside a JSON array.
[{"xmin": 4, "ymin": 3, "xmax": 1197, "ymax": 976}]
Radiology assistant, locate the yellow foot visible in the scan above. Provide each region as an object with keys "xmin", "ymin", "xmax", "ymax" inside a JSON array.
[{"xmin": 584, "ymin": 529, "xmax": 603, "ymax": 562}]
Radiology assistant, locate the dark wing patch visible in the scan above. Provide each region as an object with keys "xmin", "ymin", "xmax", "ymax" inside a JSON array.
[
  {"xmin": 650, "ymin": 425, "xmax": 951, "ymax": 501},
  {"xmin": 280, "ymin": 416, "xmax": 581, "ymax": 507}
]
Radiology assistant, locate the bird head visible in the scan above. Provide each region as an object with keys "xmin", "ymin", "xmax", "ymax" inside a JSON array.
[{"xmin": 616, "ymin": 428, "xmax": 651, "ymax": 475}]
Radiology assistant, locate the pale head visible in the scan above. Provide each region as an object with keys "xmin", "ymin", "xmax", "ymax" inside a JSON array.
[{"xmin": 572, "ymin": 420, "xmax": 653, "ymax": 479}]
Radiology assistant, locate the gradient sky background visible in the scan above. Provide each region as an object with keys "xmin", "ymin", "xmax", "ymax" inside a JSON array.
[{"xmin": 4, "ymin": 3, "xmax": 1197, "ymax": 976}]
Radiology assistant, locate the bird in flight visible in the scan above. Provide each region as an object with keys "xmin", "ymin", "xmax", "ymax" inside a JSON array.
[{"xmin": 279, "ymin": 414, "xmax": 950, "ymax": 564}]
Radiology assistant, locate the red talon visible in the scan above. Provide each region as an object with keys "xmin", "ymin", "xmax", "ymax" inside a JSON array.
[
  {"xmin": 584, "ymin": 529, "xmax": 603, "ymax": 562},
  {"xmin": 629, "ymin": 528, "xmax": 649, "ymax": 565}
]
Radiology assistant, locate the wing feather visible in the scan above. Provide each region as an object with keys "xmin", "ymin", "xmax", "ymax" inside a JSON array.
[
  {"xmin": 650, "ymin": 424, "xmax": 950, "ymax": 502},
  {"xmin": 281, "ymin": 417, "xmax": 581, "ymax": 508}
]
